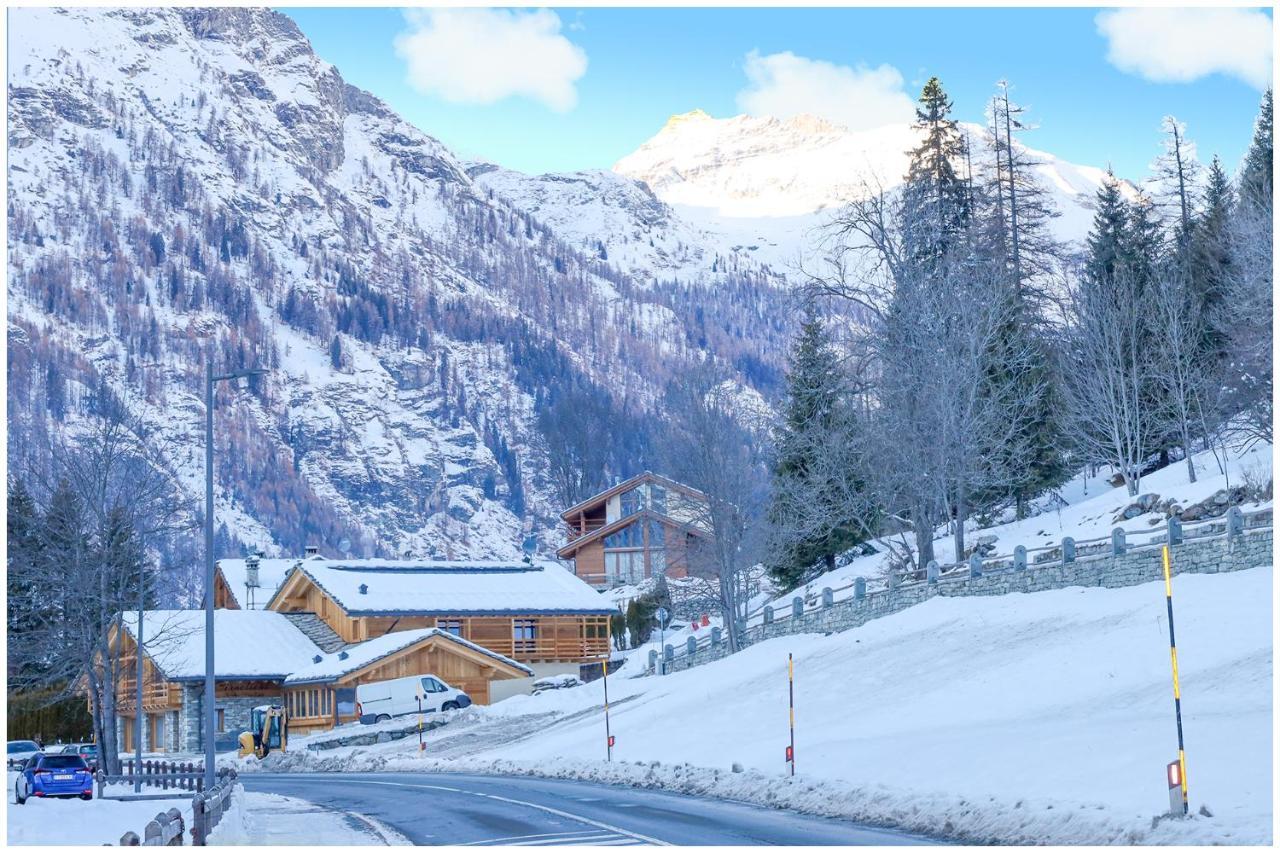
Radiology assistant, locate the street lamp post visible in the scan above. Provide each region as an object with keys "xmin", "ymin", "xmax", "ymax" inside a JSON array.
[{"xmin": 204, "ymin": 363, "xmax": 267, "ymax": 790}]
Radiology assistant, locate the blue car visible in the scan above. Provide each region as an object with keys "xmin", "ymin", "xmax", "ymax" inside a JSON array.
[{"xmin": 13, "ymin": 753, "xmax": 94, "ymax": 803}]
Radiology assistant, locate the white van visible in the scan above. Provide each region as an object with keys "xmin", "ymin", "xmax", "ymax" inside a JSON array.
[{"xmin": 355, "ymin": 674, "xmax": 472, "ymax": 723}]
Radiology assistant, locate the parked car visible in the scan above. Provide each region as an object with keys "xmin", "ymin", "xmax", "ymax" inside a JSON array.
[
  {"xmin": 355, "ymin": 674, "xmax": 471, "ymax": 723},
  {"xmin": 7, "ymin": 740, "xmax": 41, "ymax": 770},
  {"xmin": 13, "ymin": 754, "xmax": 94, "ymax": 803},
  {"xmin": 59, "ymin": 743, "xmax": 99, "ymax": 771}
]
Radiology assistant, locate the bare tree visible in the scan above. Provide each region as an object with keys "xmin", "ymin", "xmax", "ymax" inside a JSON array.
[
  {"xmin": 659, "ymin": 364, "xmax": 770, "ymax": 652},
  {"xmin": 10, "ymin": 408, "xmax": 195, "ymax": 772},
  {"xmin": 1062, "ymin": 263, "xmax": 1156, "ymax": 496},
  {"xmin": 1150, "ymin": 263, "xmax": 1218, "ymax": 483}
]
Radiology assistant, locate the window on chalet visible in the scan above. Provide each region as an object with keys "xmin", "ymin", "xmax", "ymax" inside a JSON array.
[
  {"xmin": 513, "ymin": 619, "xmax": 539, "ymax": 653},
  {"xmin": 603, "ymin": 522, "xmax": 643, "ymax": 549},
  {"xmin": 437, "ymin": 619, "xmax": 463, "ymax": 637},
  {"xmin": 605, "ymin": 551, "xmax": 644, "ymax": 585},
  {"xmin": 618, "ymin": 487, "xmax": 644, "ymax": 518}
]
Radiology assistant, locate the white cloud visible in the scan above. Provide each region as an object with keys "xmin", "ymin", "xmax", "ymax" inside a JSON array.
[
  {"xmin": 393, "ymin": 9, "xmax": 587, "ymax": 112},
  {"xmin": 735, "ymin": 51, "xmax": 916, "ymax": 131},
  {"xmin": 1096, "ymin": 8, "xmax": 1272, "ymax": 90}
]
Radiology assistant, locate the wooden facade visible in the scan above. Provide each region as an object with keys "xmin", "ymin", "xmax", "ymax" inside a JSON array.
[
  {"xmin": 283, "ymin": 634, "xmax": 530, "ymax": 735},
  {"xmin": 557, "ymin": 472, "xmax": 712, "ymax": 589},
  {"xmin": 269, "ymin": 570, "xmax": 610, "ymax": 663}
]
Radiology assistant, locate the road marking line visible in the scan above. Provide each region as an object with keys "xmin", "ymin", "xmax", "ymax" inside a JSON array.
[
  {"xmin": 463, "ymin": 830, "xmax": 605, "ymax": 845},
  {"xmin": 338, "ymin": 779, "xmax": 669, "ymax": 846}
]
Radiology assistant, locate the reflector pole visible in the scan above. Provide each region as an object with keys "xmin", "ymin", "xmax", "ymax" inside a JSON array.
[
  {"xmin": 603, "ymin": 658, "xmax": 613, "ymax": 762},
  {"xmin": 787, "ymin": 653, "xmax": 795, "ymax": 777},
  {"xmin": 1162, "ymin": 546, "xmax": 1188, "ymax": 815}
]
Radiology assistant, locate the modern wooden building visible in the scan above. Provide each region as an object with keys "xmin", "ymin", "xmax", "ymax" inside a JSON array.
[
  {"xmin": 556, "ymin": 472, "xmax": 713, "ymax": 588},
  {"xmin": 105, "ymin": 608, "xmax": 533, "ymax": 751},
  {"xmin": 265, "ymin": 559, "xmax": 611, "ymax": 700}
]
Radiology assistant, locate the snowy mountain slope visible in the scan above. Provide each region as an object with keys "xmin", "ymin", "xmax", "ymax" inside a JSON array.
[
  {"xmin": 468, "ymin": 165, "xmax": 777, "ymax": 283},
  {"xmin": 6, "ymin": 7, "xmax": 786, "ymax": 566},
  {"xmin": 267, "ymin": 564, "xmax": 1272, "ymax": 844},
  {"xmin": 612, "ymin": 110, "xmax": 1122, "ymax": 271}
]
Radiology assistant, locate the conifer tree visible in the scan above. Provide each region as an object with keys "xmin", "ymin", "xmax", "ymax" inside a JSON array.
[
  {"xmin": 765, "ymin": 303, "xmax": 869, "ymax": 590},
  {"xmin": 901, "ymin": 77, "xmax": 972, "ymax": 266},
  {"xmin": 1238, "ymin": 88, "xmax": 1273, "ymax": 208}
]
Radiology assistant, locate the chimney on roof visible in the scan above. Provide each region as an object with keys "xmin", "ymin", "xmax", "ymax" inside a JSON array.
[
  {"xmin": 358, "ymin": 583, "xmax": 368, "ymax": 595},
  {"xmin": 245, "ymin": 552, "xmax": 261, "ymax": 589},
  {"xmin": 304, "ymin": 545, "xmax": 320, "ymax": 558}
]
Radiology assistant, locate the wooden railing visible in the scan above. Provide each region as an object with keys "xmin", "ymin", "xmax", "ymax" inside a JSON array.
[
  {"xmin": 191, "ymin": 768, "xmax": 238, "ymax": 846},
  {"xmin": 116, "ymin": 679, "xmax": 179, "ymax": 712},
  {"xmin": 482, "ymin": 636, "xmax": 609, "ymax": 661},
  {"xmin": 97, "ymin": 760, "xmax": 205, "ymax": 796},
  {"xmin": 118, "ymin": 807, "xmax": 185, "ymax": 846},
  {"xmin": 564, "ymin": 519, "xmax": 609, "ymax": 541}
]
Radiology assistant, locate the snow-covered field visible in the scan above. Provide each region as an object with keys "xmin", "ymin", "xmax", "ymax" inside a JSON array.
[
  {"xmin": 257, "ymin": 560, "xmax": 1271, "ymax": 845},
  {"xmin": 5, "ymin": 771, "xmax": 191, "ymax": 845}
]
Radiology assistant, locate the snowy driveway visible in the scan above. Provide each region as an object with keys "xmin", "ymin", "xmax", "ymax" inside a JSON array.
[{"xmin": 240, "ymin": 772, "xmax": 939, "ymax": 845}]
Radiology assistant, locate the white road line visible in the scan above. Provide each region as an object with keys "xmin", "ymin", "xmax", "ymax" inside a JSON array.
[
  {"xmin": 337, "ymin": 779, "xmax": 670, "ymax": 846},
  {"xmin": 463, "ymin": 830, "xmax": 605, "ymax": 845}
]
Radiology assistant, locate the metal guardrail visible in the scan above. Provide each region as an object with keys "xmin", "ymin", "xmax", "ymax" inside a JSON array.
[
  {"xmin": 650, "ymin": 505, "xmax": 1272, "ymax": 672},
  {"xmin": 190, "ymin": 768, "xmax": 238, "ymax": 846},
  {"xmin": 119, "ymin": 808, "xmax": 185, "ymax": 846}
]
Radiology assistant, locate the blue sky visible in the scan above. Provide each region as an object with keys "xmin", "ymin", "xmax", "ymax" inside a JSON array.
[{"xmin": 286, "ymin": 7, "xmax": 1271, "ymax": 180}]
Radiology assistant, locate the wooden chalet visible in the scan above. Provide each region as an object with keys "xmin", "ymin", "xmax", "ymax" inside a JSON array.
[
  {"xmin": 264, "ymin": 560, "xmax": 612, "ymax": 676},
  {"xmin": 556, "ymin": 472, "xmax": 713, "ymax": 588}
]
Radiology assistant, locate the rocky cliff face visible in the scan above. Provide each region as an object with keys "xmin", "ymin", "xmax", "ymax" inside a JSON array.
[{"xmin": 6, "ymin": 7, "xmax": 790, "ymax": 568}]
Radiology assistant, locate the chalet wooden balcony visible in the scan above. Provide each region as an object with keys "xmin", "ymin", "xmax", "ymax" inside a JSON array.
[
  {"xmin": 564, "ymin": 518, "xmax": 608, "ymax": 541},
  {"xmin": 116, "ymin": 679, "xmax": 181, "ymax": 713},
  {"xmin": 482, "ymin": 635, "xmax": 609, "ymax": 663}
]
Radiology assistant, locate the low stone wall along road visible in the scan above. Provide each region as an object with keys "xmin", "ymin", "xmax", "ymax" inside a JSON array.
[{"xmin": 240, "ymin": 772, "xmax": 938, "ymax": 845}]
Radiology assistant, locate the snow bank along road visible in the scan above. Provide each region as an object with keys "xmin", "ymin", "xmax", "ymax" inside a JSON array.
[{"xmin": 240, "ymin": 772, "xmax": 938, "ymax": 845}]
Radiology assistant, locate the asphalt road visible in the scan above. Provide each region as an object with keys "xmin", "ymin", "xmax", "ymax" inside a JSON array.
[{"xmin": 241, "ymin": 772, "xmax": 938, "ymax": 846}]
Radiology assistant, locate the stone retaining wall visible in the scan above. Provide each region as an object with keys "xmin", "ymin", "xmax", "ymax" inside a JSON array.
[{"xmin": 659, "ymin": 527, "xmax": 1272, "ymax": 675}]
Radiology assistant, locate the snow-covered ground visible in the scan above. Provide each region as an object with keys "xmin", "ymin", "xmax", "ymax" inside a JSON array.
[
  {"xmin": 256, "ymin": 561, "xmax": 1271, "ymax": 845},
  {"xmin": 6, "ymin": 771, "xmax": 192, "ymax": 845},
  {"xmin": 773, "ymin": 440, "xmax": 1273, "ymax": 613},
  {"xmin": 210, "ymin": 791, "xmax": 409, "ymax": 845}
]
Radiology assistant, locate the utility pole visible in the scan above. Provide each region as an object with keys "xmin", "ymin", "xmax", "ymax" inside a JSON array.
[
  {"xmin": 135, "ymin": 570, "xmax": 144, "ymax": 792},
  {"xmin": 204, "ymin": 363, "xmax": 268, "ymax": 790},
  {"xmin": 603, "ymin": 658, "xmax": 613, "ymax": 761}
]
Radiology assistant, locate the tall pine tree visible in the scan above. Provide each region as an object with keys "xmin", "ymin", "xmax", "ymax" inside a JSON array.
[{"xmin": 765, "ymin": 303, "xmax": 869, "ymax": 590}]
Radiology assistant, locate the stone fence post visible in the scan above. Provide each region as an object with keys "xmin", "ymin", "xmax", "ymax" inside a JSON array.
[
  {"xmin": 1062, "ymin": 536, "xmax": 1075, "ymax": 564},
  {"xmin": 1013, "ymin": 545, "xmax": 1027, "ymax": 571},
  {"xmin": 711, "ymin": 626, "xmax": 722, "ymax": 646},
  {"xmin": 648, "ymin": 649, "xmax": 657, "ymax": 671},
  {"xmin": 926, "ymin": 560, "xmax": 939, "ymax": 583},
  {"xmin": 854, "ymin": 578, "xmax": 866, "ymax": 600},
  {"xmin": 792, "ymin": 596, "xmax": 804, "ymax": 618},
  {"xmin": 968, "ymin": 553, "xmax": 983, "ymax": 578},
  {"xmin": 1227, "ymin": 506, "xmax": 1244, "ymax": 538},
  {"xmin": 763, "ymin": 605, "xmax": 774, "ymax": 625},
  {"xmin": 1167, "ymin": 516, "xmax": 1183, "ymax": 546},
  {"xmin": 686, "ymin": 636, "xmax": 697, "ymax": 656},
  {"xmin": 1111, "ymin": 527, "xmax": 1127, "ymax": 556},
  {"xmin": 821, "ymin": 588, "xmax": 833, "ymax": 608}
]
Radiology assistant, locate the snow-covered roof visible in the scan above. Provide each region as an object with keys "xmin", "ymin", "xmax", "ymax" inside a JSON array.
[
  {"xmin": 217, "ymin": 557, "xmax": 312, "ymax": 609},
  {"xmin": 120, "ymin": 610, "xmax": 324, "ymax": 681},
  {"xmin": 284, "ymin": 628, "xmax": 533, "ymax": 685},
  {"xmin": 276, "ymin": 559, "xmax": 613, "ymax": 616}
]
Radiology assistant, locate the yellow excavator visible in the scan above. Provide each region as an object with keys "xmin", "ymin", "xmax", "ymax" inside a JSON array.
[{"xmin": 238, "ymin": 704, "xmax": 287, "ymax": 759}]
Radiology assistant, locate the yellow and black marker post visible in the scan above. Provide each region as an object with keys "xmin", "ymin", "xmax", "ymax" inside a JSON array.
[
  {"xmin": 786, "ymin": 653, "xmax": 796, "ymax": 776},
  {"xmin": 603, "ymin": 658, "xmax": 614, "ymax": 762},
  {"xmin": 1162, "ymin": 545, "xmax": 1188, "ymax": 815}
]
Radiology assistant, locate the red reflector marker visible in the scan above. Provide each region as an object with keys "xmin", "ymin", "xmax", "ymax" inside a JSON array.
[{"xmin": 1167, "ymin": 761, "xmax": 1181, "ymax": 788}]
